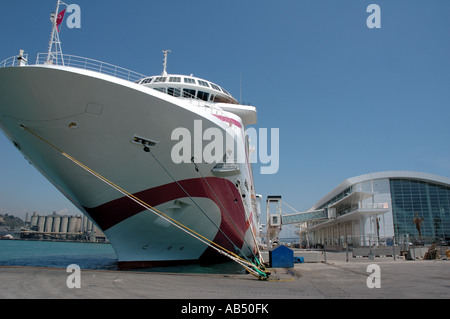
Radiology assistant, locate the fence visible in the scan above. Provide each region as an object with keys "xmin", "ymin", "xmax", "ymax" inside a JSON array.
[{"xmin": 303, "ymin": 234, "xmax": 449, "ymax": 262}]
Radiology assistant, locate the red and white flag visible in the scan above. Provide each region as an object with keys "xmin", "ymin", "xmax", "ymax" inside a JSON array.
[{"xmin": 56, "ymin": 9, "xmax": 66, "ymax": 31}]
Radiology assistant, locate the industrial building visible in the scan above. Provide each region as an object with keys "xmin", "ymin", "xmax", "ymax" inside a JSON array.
[
  {"xmin": 300, "ymin": 171, "xmax": 450, "ymax": 249},
  {"xmin": 22, "ymin": 212, "xmax": 106, "ymax": 242}
]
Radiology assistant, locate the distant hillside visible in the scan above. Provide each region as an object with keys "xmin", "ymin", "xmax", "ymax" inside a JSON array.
[{"xmin": 0, "ymin": 214, "xmax": 24, "ymax": 229}]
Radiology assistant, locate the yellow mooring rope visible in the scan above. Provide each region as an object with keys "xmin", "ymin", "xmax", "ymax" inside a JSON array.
[{"xmin": 20, "ymin": 124, "xmax": 271, "ymax": 280}]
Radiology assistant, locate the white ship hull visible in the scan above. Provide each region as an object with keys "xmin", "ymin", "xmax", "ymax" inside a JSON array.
[{"xmin": 0, "ymin": 64, "xmax": 259, "ymax": 269}]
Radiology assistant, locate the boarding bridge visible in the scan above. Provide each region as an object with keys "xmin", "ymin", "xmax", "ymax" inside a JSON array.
[
  {"xmin": 282, "ymin": 209, "xmax": 329, "ymax": 225},
  {"xmin": 266, "ymin": 196, "xmax": 331, "ymax": 249}
]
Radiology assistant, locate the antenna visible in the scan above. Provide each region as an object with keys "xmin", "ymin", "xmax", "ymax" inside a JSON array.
[
  {"xmin": 162, "ymin": 49, "xmax": 171, "ymax": 76},
  {"xmin": 240, "ymin": 72, "xmax": 242, "ymax": 104}
]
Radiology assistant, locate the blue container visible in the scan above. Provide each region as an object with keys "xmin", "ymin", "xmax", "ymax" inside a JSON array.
[{"xmin": 269, "ymin": 245, "xmax": 294, "ymax": 268}]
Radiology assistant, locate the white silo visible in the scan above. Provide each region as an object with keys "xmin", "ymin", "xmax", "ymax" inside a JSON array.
[
  {"xmin": 68, "ymin": 216, "xmax": 77, "ymax": 233},
  {"xmin": 82, "ymin": 215, "xmax": 88, "ymax": 232},
  {"xmin": 52, "ymin": 216, "xmax": 61, "ymax": 233},
  {"xmin": 44, "ymin": 215, "xmax": 53, "ymax": 233},
  {"xmin": 75, "ymin": 216, "xmax": 82, "ymax": 233},
  {"xmin": 60, "ymin": 216, "xmax": 69, "ymax": 233},
  {"xmin": 37, "ymin": 216, "xmax": 45, "ymax": 232}
]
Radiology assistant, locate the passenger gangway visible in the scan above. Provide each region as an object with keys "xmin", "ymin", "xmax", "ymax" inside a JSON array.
[
  {"xmin": 281, "ymin": 209, "xmax": 328, "ymax": 225},
  {"xmin": 265, "ymin": 196, "xmax": 331, "ymax": 248}
]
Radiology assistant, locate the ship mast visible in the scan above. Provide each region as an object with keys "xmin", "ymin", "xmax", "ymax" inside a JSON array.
[
  {"xmin": 161, "ymin": 50, "xmax": 171, "ymax": 76},
  {"xmin": 46, "ymin": 0, "xmax": 68, "ymax": 65}
]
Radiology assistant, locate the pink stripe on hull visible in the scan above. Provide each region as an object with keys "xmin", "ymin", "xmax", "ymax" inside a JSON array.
[{"xmin": 212, "ymin": 114, "xmax": 242, "ymax": 128}]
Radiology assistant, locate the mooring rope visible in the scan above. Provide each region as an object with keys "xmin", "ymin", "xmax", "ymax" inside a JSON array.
[
  {"xmin": 189, "ymin": 158, "xmax": 264, "ymax": 265},
  {"xmin": 145, "ymin": 146, "xmax": 264, "ymax": 268},
  {"xmin": 145, "ymin": 147, "xmax": 249, "ymax": 262},
  {"xmin": 20, "ymin": 125, "xmax": 270, "ymax": 280}
]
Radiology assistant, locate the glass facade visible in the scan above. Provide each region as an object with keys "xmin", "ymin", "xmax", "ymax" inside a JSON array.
[{"xmin": 390, "ymin": 179, "xmax": 450, "ymax": 242}]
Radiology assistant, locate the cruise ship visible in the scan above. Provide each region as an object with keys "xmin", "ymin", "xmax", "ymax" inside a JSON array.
[{"xmin": 0, "ymin": 1, "xmax": 264, "ymax": 271}]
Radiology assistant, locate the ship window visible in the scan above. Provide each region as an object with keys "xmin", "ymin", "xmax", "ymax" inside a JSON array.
[
  {"xmin": 197, "ymin": 91, "xmax": 210, "ymax": 101},
  {"xmin": 198, "ymin": 80, "xmax": 210, "ymax": 87},
  {"xmin": 183, "ymin": 88, "xmax": 196, "ymax": 98},
  {"xmin": 168, "ymin": 87, "xmax": 181, "ymax": 97},
  {"xmin": 222, "ymin": 88, "xmax": 231, "ymax": 96},
  {"xmin": 184, "ymin": 78, "xmax": 196, "ymax": 84},
  {"xmin": 169, "ymin": 77, "xmax": 181, "ymax": 83},
  {"xmin": 154, "ymin": 77, "xmax": 167, "ymax": 83},
  {"xmin": 210, "ymin": 83, "xmax": 221, "ymax": 91},
  {"xmin": 141, "ymin": 77, "xmax": 154, "ymax": 84},
  {"xmin": 214, "ymin": 95, "xmax": 230, "ymax": 103}
]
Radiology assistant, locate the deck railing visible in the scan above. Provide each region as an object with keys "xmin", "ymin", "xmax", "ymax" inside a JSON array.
[
  {"xmin": 0, "ymin": 54, "xmax": 29, "ymax": 68},
  {"xmin": 0, "ymin": 53, "xmax": 147, "ymax": 83}
]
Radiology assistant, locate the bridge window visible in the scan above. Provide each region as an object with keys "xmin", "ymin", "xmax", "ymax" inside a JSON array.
[
  {"xmin": 183, "ymin": 88, "xmax": 196, "ymax": 98},
  {"xmin": 214, "ymin": 95, "xmax": 230, "ymax": 103},
  {"xmin": 141, "ymin": 77, "xmax": 153, "ymax": 84},
  {"xmin": 198, "ymin": 80, "xmax": 210, "ymax": 87},
  {"xmin": 154, "ymin": 77, "xmax": 167, "ymax": 83},
  {"xmin": 197, "ymin": 91, "xmax": 210, "ymax": 101},
  {"xmin": 184, "ymin": 78, "xmax": 196, "ymax": 84},
  {"xmin": 169, "ymin": 77, "xmax": 181, "ymax": 83},
  {"xmin": 168, "ymin": 87, "xmax": 181, "ymax": 97},
  {"xmin": 210, "ymin": 83, "xmax": 221, "ymax": 91}
]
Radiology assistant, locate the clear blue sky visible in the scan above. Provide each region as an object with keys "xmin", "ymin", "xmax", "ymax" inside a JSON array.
[{"xmin": 0, "ymin": 0, "xmax": 449, "ymax": 228}]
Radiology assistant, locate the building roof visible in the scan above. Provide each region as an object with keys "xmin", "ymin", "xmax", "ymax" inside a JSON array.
[{"xmin": 309, "ymin": 171, "xmax": 450, "ymax": 211}]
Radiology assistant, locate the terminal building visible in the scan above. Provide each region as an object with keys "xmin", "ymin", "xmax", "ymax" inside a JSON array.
[{"xmin": 300, "ymin": 171, "xmax": 450, "ymax": 248}]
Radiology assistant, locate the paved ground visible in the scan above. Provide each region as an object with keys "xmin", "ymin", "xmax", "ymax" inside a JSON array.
[{"xmin": 1, "ymin": 258, "xmax": 449, "ymax": 300}]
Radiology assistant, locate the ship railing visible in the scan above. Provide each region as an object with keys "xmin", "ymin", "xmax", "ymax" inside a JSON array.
[
  {"xmin": 35, "ymin": 53, "xmax": 148, "ymax": 83},
  {"xmin": 0, "ymin": 53, "xmax": 147, "ymax": 83},
  {"xmin": 187, "ymin": 97, "xmax": 237, "ymax": 126},
  {"xmin": 157, "ymin": 87, "xmax": 236, "ymax": 125},
  {"xmin": 0, "ymin": 54, "xmax": 29, "ymax": 68}
]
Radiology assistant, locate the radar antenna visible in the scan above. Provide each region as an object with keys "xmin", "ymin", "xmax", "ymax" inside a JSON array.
[{"xmin": 162, "ymin": 50, "xmax": 171, "ymax": 76}]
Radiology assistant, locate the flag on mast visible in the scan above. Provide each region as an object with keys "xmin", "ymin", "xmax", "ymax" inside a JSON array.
[{"xmin": 56, "ymin": 9, "xmax": 66, "ymax": 32}]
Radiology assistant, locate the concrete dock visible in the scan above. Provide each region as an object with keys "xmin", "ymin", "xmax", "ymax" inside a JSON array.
[{"xmin": 1, "ymin": 257, "xmax": 449, "ymax": 300}]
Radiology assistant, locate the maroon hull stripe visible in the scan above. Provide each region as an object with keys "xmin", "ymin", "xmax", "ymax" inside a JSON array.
[{"xmin": 83, "ymin": 177, "xmax": 253, "ymax": 257}]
